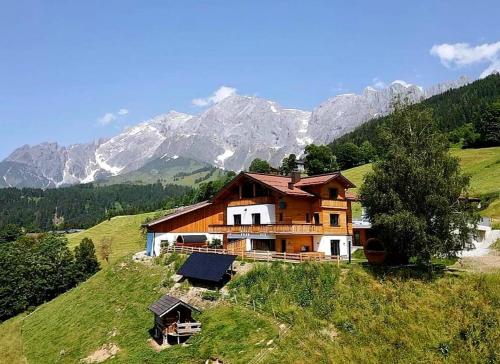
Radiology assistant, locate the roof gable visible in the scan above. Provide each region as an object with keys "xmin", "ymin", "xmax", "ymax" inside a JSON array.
[{"xmin": 149, "ymin": 294, "xmax": 199, "ymax": 317}]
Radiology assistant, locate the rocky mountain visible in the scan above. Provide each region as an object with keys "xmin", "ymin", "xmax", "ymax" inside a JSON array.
[
  {"xmin": 308, "ymin": 77, "xmax": 470, "ymax": 144},
  {"xmin": 0, "ymin": 76, "xmax": 471, "ymax": 188}
]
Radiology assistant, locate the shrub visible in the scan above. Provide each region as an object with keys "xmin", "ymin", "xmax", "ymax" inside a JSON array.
[{"xmin": 202, "ymin": 290, "xmax": 221, "ymax": 301}]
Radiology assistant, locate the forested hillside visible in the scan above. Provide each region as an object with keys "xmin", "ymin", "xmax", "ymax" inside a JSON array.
[
  {"xmin": 330, "ymin": 74, "xmax": 500, "ymax": 151},
  {"xmin": 0, "ymin": 183, "xmax": 190, "ymax": 231}
]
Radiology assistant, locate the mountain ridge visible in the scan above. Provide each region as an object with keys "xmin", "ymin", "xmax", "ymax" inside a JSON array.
[{"xmin": 0, "ymin": 76, "xmax": 471, "ymax": 188}]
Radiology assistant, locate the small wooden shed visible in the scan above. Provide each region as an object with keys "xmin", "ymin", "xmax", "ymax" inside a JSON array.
[{"xmin": 149, "ymin": 295, "xmax": 201, "ymax": 344}]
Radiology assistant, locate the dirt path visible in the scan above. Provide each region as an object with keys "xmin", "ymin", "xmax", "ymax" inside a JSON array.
[{"xmin": 452, "ymin": 250, "xmax": 500, "ymax": 273}]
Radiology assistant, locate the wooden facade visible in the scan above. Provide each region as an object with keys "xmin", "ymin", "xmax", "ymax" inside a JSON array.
[{"xmin": 147, "ymin": 171, "xmax": 356, "ymax": 255}]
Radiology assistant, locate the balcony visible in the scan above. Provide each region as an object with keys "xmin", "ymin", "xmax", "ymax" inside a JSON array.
[
  {"xmin": 208, "ymin": 223, "xmax": 324, "ymax": 235},
  {"xmin": 321, "ymin": 199, "xmax": 348, "ymax": 209}
]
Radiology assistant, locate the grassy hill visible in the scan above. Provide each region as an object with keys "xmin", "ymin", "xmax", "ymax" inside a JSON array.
[
  {"xmin": 1, "ymin": 253, "xmax": 498, "ymax": 363},
  {"xmin": 66, "ymin": 211, "xmax": 160, "ymax": 264},
  {"xmin": 343, "ymin": 146, "xmax": 500, "ymax": 226}
]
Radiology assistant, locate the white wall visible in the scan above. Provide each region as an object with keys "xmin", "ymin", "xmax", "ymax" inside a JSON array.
[
  {"xmin": 150, "ymin": 232, "xmax": 223, "ymax": 256},
  {"xmin": 313, "ymin": 235, "xmax": 350, "ymax": 257},
  {"xmin": 227, "ymin": 204, "xmax": 276, "ymax": 225}
]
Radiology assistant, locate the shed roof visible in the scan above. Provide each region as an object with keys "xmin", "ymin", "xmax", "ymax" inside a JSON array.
[{"xmin": 149, "ymin": 294, "xmax": 198, "ymax": 317}]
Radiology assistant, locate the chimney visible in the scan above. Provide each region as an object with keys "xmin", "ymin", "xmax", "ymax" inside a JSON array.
[
  {"xmin": 288, "ymin": 171, "xmax": 301, "ymax": 189},
  {"xmin": 291, "ymin": 171, "xmax": 301, "ymax": 184}
]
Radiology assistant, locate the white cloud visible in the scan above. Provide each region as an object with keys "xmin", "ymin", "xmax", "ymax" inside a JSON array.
[
  {"xmin": 372, "ymin": 77, "xmax": 386, "ymax": 89},
  {"xmin": 430, "ymin": 41, "xmax": 500, "ymax": 77},
  {"xmin": 97, "ymin": 108, "xmax": 129, "ymax": 125},
  {"xmin": 97, "ymin": 112, "xmax": 117, "ymax": 125},
  {"xmin": 192, "ymin": 86, "xmax": 237, "ymax": 107}
]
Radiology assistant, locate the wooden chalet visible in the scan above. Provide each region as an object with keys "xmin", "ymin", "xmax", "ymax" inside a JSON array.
[{"xmin": 145, "ymin": 171, "xmax": 358, "ymax": 258}]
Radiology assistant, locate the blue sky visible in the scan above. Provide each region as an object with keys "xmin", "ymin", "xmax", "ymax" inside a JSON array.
[{"xmin": 1, "ymin": 0, "xmax": 499, "ymax": 159}]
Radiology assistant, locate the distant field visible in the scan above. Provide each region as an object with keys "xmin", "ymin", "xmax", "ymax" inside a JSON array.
[{"xmin": 343, "ymin": 146, "xmax": 500, "ymax": 224}]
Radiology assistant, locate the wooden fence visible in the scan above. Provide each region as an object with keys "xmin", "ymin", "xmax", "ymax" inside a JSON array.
[{"xmin": 166, "ymin": 245, "xmax": 340, "ymax": 266}]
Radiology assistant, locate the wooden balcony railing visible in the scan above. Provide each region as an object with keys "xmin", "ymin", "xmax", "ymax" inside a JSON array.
[
  {"xmin": 321, "ymin": 199, "xmax": 348, "ymax": 209},
  {"xmin": 208, "ymin": 223, "xmax": 324, "ymax": 235}
]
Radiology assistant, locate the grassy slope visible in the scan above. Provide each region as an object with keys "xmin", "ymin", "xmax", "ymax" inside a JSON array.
[
  {"xmin": 2, "ymin": 259, "xmax": 498, "ymax": 364},
  {"xmin": 1, "ymin": 201, "xmax": 499, "ymax": 363},
  {"xmin": 18, "ymin": 261, "xmax": 278, "ymax": 364},
  {"xmin": 66, "ymin": 211, "xmax": 159, "ymax": 264},
  {"xmin": 0, "ymin": 316, "xmax": 26, "ymax": 364},
  {"xmin": 343, "ymin": 146, "xmax": 500, "ymax": 223}
]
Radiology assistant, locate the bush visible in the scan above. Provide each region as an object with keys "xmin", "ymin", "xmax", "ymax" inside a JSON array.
[{"xmin": 202, "ymin": 290, "xmax": 221, "ymax": 301}]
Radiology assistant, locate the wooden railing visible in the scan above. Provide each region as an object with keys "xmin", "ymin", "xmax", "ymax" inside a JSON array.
[
  {"xmin": 176, "ymin": 322, "xmax": 202, "ymax": 335},
  {"xmin": 208, "ymin": 223, "xmax": 324, "ymax": 235},
  {"xmin": 166, "ymin": 245, "xmax": 340, "ymax": 266},
  {"xmin": 321, "ymin": 199, "xmax": 348, "ymax": 209}
]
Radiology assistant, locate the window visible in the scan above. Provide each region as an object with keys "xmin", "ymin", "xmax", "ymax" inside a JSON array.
[
  {"xmin": 233, "ymin": 214, "xmax": 242, "ymax": 225},
  {"xmin": 313, "ymin": 213, "xmax": 320, "ymax": 225},
  {"xmin": 279, "ymin": 213, "xmax": 283, "ymax": 222},
  {"xmin": 330, "ymin": 213, "xmax": 339, "ymax": 227},
  {"xmin": 329, "ymin": 188, "xmax": 339, "ymax": 199},
  {"xmin": 354, "ymin": 232, "xmax": 361, "ymax": 246},
  {"xmin": 305, "ymin": 213, "xmax": 310, "ymax": 223},
  {"xmin": 252, "ymin": 213, "xmax": 261, "ymax": 225}
]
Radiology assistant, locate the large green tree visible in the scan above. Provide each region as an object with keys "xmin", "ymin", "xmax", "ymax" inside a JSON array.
[
  {"xmin": 304, "ymin": 144, "xmax": 339, "ymax": 175},
  {"xmin": 331, "ymin": 142, "xmax": 362, "ymax": 170},
  {"xmin": 248, "ymin": 158, "xmax": 272, "ymax": 173},
  {"xmin": 359, "ymin": 104, "xmax": 478, "ymax": 264}
]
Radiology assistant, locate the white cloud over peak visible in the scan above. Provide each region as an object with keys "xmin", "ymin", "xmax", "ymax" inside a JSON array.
[
  {"xmin": 430, "ymin": 41, "xmax": 500, "ymax": 78},
  {"xmin": 192, "ymin": 86, "xmax": 237, "ymax": 107},
  {"xmin": 97, "ymin": 108, "xmax": 129, "ymax": 125},
  {"xmin": 97, "ymin": 112, "xmax": 117, "ymax": 125},
  {"xmin": 372, "ymin": 77, "xmax": 386, "ymax": 89}
]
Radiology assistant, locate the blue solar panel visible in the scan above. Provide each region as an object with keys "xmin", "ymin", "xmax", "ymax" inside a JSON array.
[{"xmin": 177, "ymin": 252, "xmax": 237, "ymax": 282}]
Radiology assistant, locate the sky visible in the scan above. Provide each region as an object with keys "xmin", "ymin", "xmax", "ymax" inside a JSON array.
[{"xmin": 0, "ymin": 0, "xmax": 499, "ymax": 159}]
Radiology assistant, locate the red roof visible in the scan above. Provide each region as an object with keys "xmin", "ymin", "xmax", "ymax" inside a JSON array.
[
  {"xmin": 294, "ymin": 172, "xmax": 356, "ymax": 188},
  {"xmin": 245, "ymin": 173, "xmax": 314, "ymax": 197}
]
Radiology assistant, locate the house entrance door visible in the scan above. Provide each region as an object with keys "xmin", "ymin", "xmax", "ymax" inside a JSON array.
[{"xmin": 330, "ymin": 240, "xmax": 340, "ymax": 256}]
